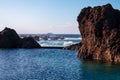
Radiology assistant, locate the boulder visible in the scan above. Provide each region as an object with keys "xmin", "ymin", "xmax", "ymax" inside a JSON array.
[
  {"xmin": 21, "ymin": 37, "xmax": 41, "ymax": 48},
  {"xmin": 0, "ymin": 27, "xmax": 41, "ymax": 48},
  {"xmin": 77, "ymin": 4, "xmax": 120, "ymax": 63},
  {"xmin": 0, "ymin": 27, "xmax": 21, "ymax": 48}
]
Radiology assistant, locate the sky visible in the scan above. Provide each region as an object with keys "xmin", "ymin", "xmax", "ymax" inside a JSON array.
[{"xmin": 0, "ymin": 0, "xmax": 120, "ymax": 34}]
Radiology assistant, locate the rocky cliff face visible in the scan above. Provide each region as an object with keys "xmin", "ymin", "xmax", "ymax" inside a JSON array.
[
  {"xmin": 0, "ymin": 27, "xmax": 41, "ymax": 48},
  {"xmin": 77, "ymin": 4, "xmax": 120, "ymax": 63}
]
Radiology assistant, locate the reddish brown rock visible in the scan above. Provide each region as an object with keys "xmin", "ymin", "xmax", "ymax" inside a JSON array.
[{"xmin": 77, "ymin": 4, "xmax": 120, "ymax": 63}]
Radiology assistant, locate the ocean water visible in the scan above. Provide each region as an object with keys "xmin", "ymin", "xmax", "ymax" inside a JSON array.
[
  {"xmin": 38, "ymin": 34, "xmax": 81, "ymax": 47},
  {"xmin": 0, "ymin": 49, "xmax": 120, "ymax": 80}
]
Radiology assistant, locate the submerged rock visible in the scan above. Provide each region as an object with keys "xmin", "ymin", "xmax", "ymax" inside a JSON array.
[
  {"xmin": 0, "ymin": 27, "xmax": 41, "ymax": 48},
  {"xmin": 77, "ymin": 4, "xmax": 120, "ymax": 63}
]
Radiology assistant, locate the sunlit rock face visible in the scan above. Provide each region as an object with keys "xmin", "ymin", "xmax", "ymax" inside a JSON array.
[
  {"xmin": 0, "ymin": 27, "xmax": 41, "ymax": 48},
  {"xmin": 77, "ymin": 4, "xmax": 120, "ymax": 63}
]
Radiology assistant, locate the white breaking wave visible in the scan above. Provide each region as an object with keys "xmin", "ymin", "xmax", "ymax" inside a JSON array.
[
  {"xmin": 38, "ymin": 40, "xmax": 79, "ymax": 47},
  {"xmin": 64, "ymin": 37, "xmax": 82, "ymax": 40},
  {"xmin": 63, "ymin": 41, "xmax": 74, "ymax": 46}
]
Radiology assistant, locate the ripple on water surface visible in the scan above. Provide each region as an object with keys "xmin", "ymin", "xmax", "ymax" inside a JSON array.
[{"xmin": 0, "ymin": 49, "xmax": 120, "ymax": 80}]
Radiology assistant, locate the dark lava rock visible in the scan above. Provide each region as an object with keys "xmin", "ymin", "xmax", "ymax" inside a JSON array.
[
  {"xmin": 0, "ymin": 27, "xmax": 21, "ymax": 48},
  {"xmin": 64, "ymin": 43, "xmax": 81, "ymax": 50},
  {"xmin": 21, "ymin": 37, "xmax": 41, "ymax": 48},
  {"xmin": 77, "ymin": 4, "xmax": 120, "ymax": 63},
  {"xmin": 0, "ymin": 27, "xmax": 41, "ymax": 48}
]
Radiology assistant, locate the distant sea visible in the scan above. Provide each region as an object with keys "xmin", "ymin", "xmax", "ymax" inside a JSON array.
[{"xmin": 38, "ymin": 34, "xmax": 81, "ymax": 47}]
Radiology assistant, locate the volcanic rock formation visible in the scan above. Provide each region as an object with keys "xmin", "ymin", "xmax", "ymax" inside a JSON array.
[
  {"xmin": 0, "ymin": 27, "xmax": 41, "ymax": 48},
  {"xmin": 66, "ymin": 4, "xmax": 120, "ymax": 63},
  {"xmin": 77, "ymin": 4, "xmax": 120, "ymax": 63},
  {"xmin": 64, "ymin": 43, "xmax": 81, "ymax": 50},
  {"xmin": 21, "ymin": 37, "xmax": 40, "ymax": 48}
]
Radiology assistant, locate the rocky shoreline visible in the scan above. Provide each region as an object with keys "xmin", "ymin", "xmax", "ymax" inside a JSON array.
[
  {"xmin": 0, "ymin": 4, "xmax": 120, "ymax": 64},
  {"xmin": 64, "ymin": 43, "xmax": 81, "ymax": 50},
  {"xmin": 19, "ymin": 33, "xmax": 64, "ymax": 41}
]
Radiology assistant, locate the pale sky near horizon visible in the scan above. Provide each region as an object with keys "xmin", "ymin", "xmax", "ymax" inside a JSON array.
[{"xmin": 0, "ymin": 0, "xmax": 120, "ymax": 34}]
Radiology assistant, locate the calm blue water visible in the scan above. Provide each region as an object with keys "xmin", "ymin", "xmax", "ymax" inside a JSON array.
[{"xmin": 0, "ymin": 49, "xmax": 120, "ymax": 80}]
